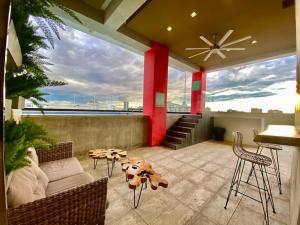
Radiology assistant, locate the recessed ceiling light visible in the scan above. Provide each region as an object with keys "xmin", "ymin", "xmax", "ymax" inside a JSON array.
[
  {"xmin": 167, "ymin": 26, "xmax": 172, "ymax": 31},
  {"xmin": 252, "ymin": 40, "xmax": 257, "ymax": 44},
  {"xmin": 226, "ymin": 49, "xmax": 230, "ymax": 51},
  {"xmin": 190, "ymin": 12, "xmax": 197, "ymax": 17}
]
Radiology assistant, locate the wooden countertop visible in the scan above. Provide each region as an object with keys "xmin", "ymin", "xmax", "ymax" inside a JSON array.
[{"xmin": 254, "ymin": 125, "xmax": 300, "ymax": 146}]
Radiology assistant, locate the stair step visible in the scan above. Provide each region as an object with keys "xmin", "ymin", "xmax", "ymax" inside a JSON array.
[
  {"xmin": 183, "ymin": 114, "xmax": 202, "ymax": 119},
  {"xmin": 165, "ymin": 135, "xmax": 184, "ymax": 144},
  {"xmin": 161, "ymin": 141, "xmax": 182, "ymax": 150},
  {"xmin": 167, "ymin": 130, "xmax": 188, "ymax": 138},
  {"xmin": 176, "ymin": 122, "xmax": 196, "ymax": 128},
  {"xmin": 180, "ymin": 118, "xmax": 199, "ymax": 123},
  {"xmin": 170, "ymin": 126, "xmax": 193, "ymax": 133}
]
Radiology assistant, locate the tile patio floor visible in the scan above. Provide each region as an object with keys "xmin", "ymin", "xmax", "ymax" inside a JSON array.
[{"xmin": 77, "ymin": 140, "xmax": 293, "ymax": 225}]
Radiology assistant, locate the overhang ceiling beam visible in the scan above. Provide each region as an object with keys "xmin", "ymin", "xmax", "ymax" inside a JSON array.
[
  {"xmin": 101, "ymin": 0, "xmax": 113, "ymax": 10},
  {"xmin": 56, "ymin": 0, "xmax": 104, "ymax": 23},
  {"xmin": 104, "ymin": 0, "xmax": 147, "ymax": 30}
]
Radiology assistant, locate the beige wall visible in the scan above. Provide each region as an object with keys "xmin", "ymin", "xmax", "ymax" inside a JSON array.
[
  {"xmin": 27, "ymin": 115, "xmax": 148, "ymax": 153},
  {"xmin": 166, "ymin": 114, "xmax": 182, "ymax": 129},
  {"xmin": 27, "ymin": 113, "xmax": 190, "ymax": 154},
  {"xmin": 212, "ymin": 112, "xmax": 294, "ymax": 146}
]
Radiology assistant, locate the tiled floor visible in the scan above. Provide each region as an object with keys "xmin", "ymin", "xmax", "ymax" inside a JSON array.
[{"xmin": 77, "ymin": 140, "xmax": 293, "ymax": 225}]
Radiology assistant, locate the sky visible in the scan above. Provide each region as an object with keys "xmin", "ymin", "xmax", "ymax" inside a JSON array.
[{"xmin": 38, "ymin": 25, "xmax": 297, "ymax": 113}]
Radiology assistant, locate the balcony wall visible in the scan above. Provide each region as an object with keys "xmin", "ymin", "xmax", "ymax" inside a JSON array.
[
  {"xmin": 26, "ymin": 114, "xmax": 192, "ymax": 153},
  {"xmin": 27, "ymin": 115, "xmax": 148, "ymax": 153},
  {"xmin": 211, "ymin": 112, "xmax": 295, "ymax": 146}
]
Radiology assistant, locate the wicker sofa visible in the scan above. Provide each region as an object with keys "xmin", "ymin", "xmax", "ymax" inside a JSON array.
[{"xmin": 7, "ymin": 142, "xmax": 108, "ymax": 225}]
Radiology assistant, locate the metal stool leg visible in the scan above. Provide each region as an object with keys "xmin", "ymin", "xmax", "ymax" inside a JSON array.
[
  {"xmin": 254, "ymin": 165, "xmax": 269, "ymax": 225},
  {"xmin": 246, "ymin": 146, "xmax": 263, "ymax": 183},
  {"xmin": 275, "ymin": 150, "xmax": 282, "ymax": 194},
  {"xmin": 263, "ymin": 165, "xmax": 276, "ymax": 213},
  {"xmin": 224, "ymin": 158, "xmax": 241, "ymax": 209},
  {"xmin": 270, "ymin": 149, "xmax": 282, "ymax": 194},
  {"xmin": 235, "ymin": 160, "xmax": 245, "ymax": 196}
]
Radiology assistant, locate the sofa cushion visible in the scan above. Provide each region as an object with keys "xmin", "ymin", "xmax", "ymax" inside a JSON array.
[
  {"xmin": 40, "ymin": 157, "xmax": 84, "ymax": 182},
  {"xmin": 30, "ymin": 159, "xmax": 49, "ymax": 189},
  {"xmin": 7, "ymin": 164, "xmax": 46, "ymax": 208},
  {"xmin": 46, "ymin": 173, "xmax": 94, "ymax": 196},
  {"xmin": 27, "ymin": 147, "xmax": 39, "ymax": 165}
]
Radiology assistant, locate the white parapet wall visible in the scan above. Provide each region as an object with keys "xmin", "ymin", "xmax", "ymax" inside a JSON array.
[{"xmin": 212, "ymin": 111, "xmax": 295, "ymax": 146}]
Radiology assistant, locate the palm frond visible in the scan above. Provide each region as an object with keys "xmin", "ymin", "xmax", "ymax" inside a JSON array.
[
  {"xmin": 34, "ymin": 16, "xmax": 55, "ymax": 48},
  {"xmin": 45, "ymin": 18, "xmax": 61, "ymax": 40}
]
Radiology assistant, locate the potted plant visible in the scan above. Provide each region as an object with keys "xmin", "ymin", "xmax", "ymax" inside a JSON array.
[
  {"xmin": 4, "ymin": 119, "xmax": 53, "ymax": 175},
  {"xmin": 213, "ymin": 127, "xmax": 226, "ymax": 141}
]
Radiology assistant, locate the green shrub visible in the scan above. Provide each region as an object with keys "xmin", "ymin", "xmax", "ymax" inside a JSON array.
[{"xmin": 4, "ymin": 119, "xmax": 54, "ymax": 175}]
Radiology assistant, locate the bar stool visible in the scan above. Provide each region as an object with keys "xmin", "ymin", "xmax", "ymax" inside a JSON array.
[
  {"xmin": 224, "ymin": 131, "xmax": 276, "ymax": 225},
  {"xmin": 249, "ymin": 128, "xmax": 283, "ymax": 194}
]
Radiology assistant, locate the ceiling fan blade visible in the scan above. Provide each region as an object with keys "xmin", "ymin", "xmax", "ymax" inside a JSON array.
[
  {"xmin": 185, "ymin": 47, "xmax": 210, "ymax": 50},
  {"xmin": 188, "ymin": 50, "xmax": 210, "ymax": 59},
  {"xmin": 200, "ymin": 36, "xmax": 214, "ymax": 47},
  {"xmin": 203, "ymin": 51, "xmax": 213, "ymax": 61},
  {"xmin": 216, "ymin": 50, "xmax": 226, "ymax": 59},
  {"xmin": 221, "ymin": 36, "xmax": 252, "ymax": 48},
  {"xmin": 220, "ymin": 48, "xmax": 246, "ymax": 51},
  {"xmin": 217, "ymin": 29, "xmax": 234, "ymax": 46}
]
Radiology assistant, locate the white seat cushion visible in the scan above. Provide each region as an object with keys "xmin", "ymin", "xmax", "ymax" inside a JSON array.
[
  {"xmin": 40, "ymin": 157, "xmax": 84, "ymax": 182},
  {"xmin": 46, "ymin": 173, "xmax": 94, "ymax": 196},
  {"xmin": 30, "ymin": 159, "xmax": 49, "ymax": 189},
  {"xmin": 7, "ymin": 163, "xmax": 46, "ymax": 208}
]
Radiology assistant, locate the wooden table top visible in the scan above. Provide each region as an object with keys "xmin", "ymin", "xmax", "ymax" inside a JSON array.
[
  {"xmin": 254, "ymin": 125, "xmax": 300, "ymax": 146},
  {"xmin": 121, "ymin": 157, "xmax": 168, "ymax": 190},
  {"xmin": 89, "ymin": 149, "xmax": 127, "ymax": 161}
]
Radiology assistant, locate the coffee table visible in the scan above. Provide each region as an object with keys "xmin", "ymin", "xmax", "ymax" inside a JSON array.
[
  {"xmin": 121, "ymin": 157, "xmax": 168, "ymax": 208},
  {"xmin": 89, "ymin": 148, "xmax": 127, "ymax": 177}
]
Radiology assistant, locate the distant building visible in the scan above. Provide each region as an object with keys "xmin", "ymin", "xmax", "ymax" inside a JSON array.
[
  {"xmin": 123, "ymin": 101, "xmax": 129, "ymax": 111},
  {"xmin": 227, "ymin": 109, "xmax": 239, "ymax": 112},
  {"xmin": 268, "ymin": 109, "xmax": 283, "ymax": 114},
  {"xmin": 251, "ymin": 108, "xmax": 262, "ymax": 113}
]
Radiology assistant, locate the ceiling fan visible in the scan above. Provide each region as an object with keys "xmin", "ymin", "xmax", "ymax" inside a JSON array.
[{"xmin": 185, "ymin": 29, "xmax": 252, "ymax": 61}]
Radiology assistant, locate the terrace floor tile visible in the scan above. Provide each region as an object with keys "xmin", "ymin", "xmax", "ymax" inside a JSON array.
[{"xmin": 78, "ymin": 140, "xmax": 292, "ymax": 225}]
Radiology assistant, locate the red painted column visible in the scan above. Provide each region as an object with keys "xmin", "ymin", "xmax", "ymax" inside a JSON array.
[
  {"xmin": 143, "ymin": 43, "xmax": 169, "ymax": 146},
  {"xmin": 191, "ymin": 67, "xmax": 206, "ymax": 114}
]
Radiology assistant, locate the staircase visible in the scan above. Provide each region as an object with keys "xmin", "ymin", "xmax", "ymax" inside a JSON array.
[{"xmin": 161, "ymin": 114, "xmax": 203, "ymax": 150}]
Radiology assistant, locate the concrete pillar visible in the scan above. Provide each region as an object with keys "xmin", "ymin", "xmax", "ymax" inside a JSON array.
[
  {"xmin": 191, "ymin": 67, "xmax": 206, "ymax": 114},
  {"xmin": 143, "ymin": 43, "xmax": 168, "ymax": 146},
  {"xmin": 0, "ymin": 0, "xmax": 10, "ymax": 224}
]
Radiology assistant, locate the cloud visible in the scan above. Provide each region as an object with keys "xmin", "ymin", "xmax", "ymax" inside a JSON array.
[
  {"xmin": 40, "ymin": 26, "xmax": 187, "ymax": 106},
  {"xmin": 206, "ymin": 55, "xmax": 296, "ymax": 101},
  {"xmin": 39, "ymin": 25, "xmax": 296, "ymax": 109}
]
